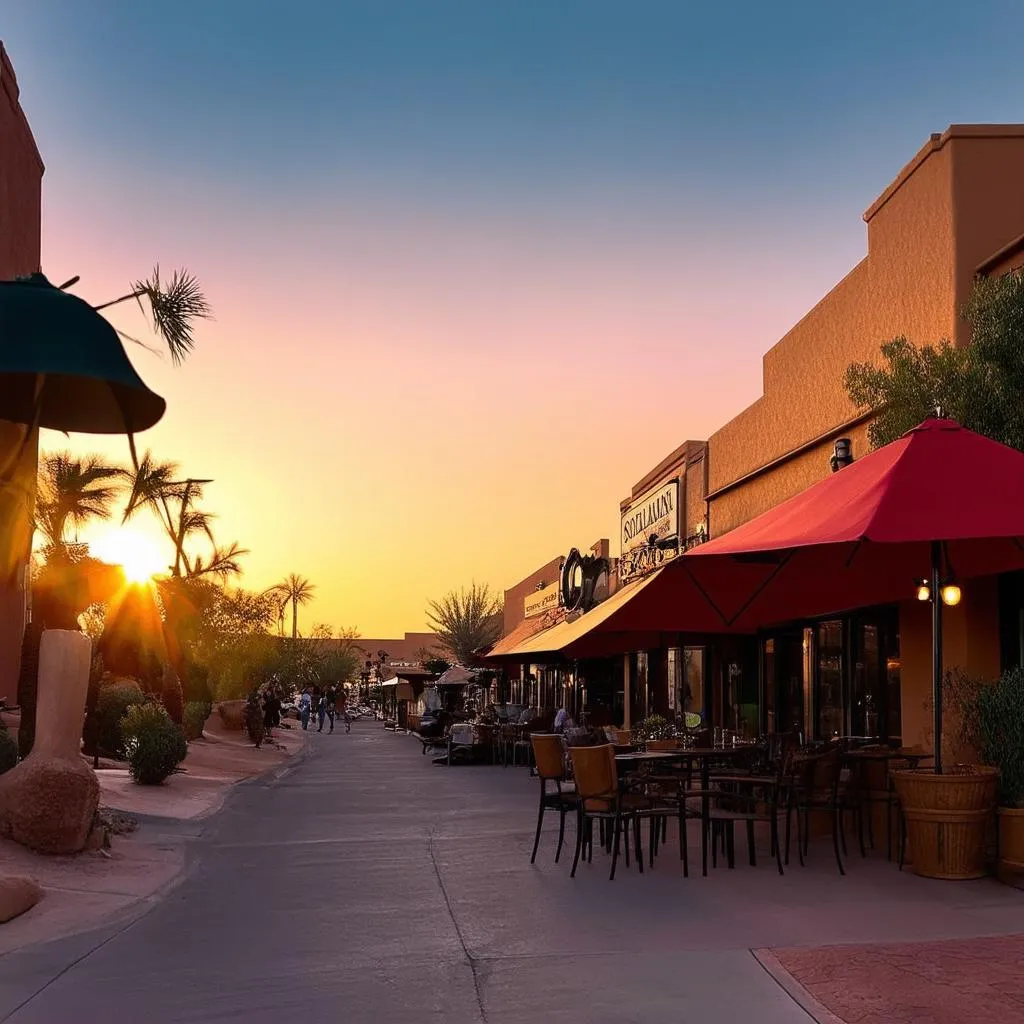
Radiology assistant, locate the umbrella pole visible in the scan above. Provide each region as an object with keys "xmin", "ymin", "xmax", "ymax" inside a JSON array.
[{"xmin": 932, "ymin": 541, "xmax": 943, "ymax": 775}]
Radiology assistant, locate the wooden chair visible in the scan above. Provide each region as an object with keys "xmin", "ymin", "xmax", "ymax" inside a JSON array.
[
  {"xmin": 568, "ymin": 744, "xmax": 646, "ymax": 881},
  {"xmin": 529, "ymin": 734, "xmax": 578, "ymax": 864}
]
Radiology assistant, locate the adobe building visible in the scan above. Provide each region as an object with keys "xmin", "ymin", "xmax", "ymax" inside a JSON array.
[
  {"xmin": 705, "ymin": 125, "xmax": 1024, "ymax": 751},
  {"xmin": 0, "ymin": 44, "xmax": 44, "ymax": 703}
]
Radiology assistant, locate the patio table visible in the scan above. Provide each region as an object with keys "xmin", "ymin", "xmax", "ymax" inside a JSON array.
[
  {"xmin": 841, "ymin": 749, "xmax": 932, "ymax": 861},
  {"xmin": 616, "ymin": 746, "xmax": 755, "ymax": 876}
]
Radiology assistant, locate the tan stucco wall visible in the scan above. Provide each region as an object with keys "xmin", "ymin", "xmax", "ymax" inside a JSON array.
[{"xmin": 898, "ymin": 576, "xmax": 1002, "ymax": 762}]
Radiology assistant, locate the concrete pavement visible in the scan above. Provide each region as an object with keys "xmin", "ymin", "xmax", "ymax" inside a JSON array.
[{"xmin": 2, "ymin": 724, "xmax": 1023, "ymax": 1023}]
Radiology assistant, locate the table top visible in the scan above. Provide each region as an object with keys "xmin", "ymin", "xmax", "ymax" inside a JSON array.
[
  {"xmin": 843, "ymin": 748, "xmax": 932, "ymax": 762},
  {"xmin": 614, "ymin": 751, "xmax": 678, "ymax": 763},
  {"xmin": 614, "ymin": 745, "xmax": 753, "ymax": 762}
]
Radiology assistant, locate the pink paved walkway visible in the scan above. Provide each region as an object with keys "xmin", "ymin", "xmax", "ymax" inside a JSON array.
[{"xmin": 771, "ymin": 933, "xmax": 1024, "ymax": 1024}]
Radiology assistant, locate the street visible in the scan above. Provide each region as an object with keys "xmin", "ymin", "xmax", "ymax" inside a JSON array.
[{"xmin": 2, "ymin": 725, "xmax": 1023, "ymax": 1023}]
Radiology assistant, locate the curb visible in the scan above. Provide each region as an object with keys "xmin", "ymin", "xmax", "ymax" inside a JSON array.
[{"xmin": 752, "ymin": 949, "xmax": 846, "ymax": 1024}]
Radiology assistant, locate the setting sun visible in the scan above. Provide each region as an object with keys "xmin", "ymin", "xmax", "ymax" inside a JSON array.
[{"xmin": 89, "ymin": 528, "xmax": 167, "ymax": 583}]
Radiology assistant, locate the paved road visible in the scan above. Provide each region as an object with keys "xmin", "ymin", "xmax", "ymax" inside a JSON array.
[{"xmin": 4, "ymin": 724, "xmax": 1021, "ymax": 1023}]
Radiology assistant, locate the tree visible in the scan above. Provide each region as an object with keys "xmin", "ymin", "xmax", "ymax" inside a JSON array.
[
  {"xmin": 426, "ymin": 582, "xmax": 502, "ymax": 665},
  {"xmin": 274, "ymin": 573, "xmax": 316, "ymax": 639},
  {"xmin": 845, "ymin": 272, "xmax": 1024, "ymax": 450},
  {"xmin": 35, "ymin": 452, "xmax": 125, "ymax": 551}
]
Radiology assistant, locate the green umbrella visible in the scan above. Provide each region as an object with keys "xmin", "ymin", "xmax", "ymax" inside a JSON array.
[{"xmin": 0, "ymin": 273, "xmax": 165, "ymax": 434}]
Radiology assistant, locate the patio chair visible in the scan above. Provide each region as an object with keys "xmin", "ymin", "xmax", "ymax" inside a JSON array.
[
  {"xmin": 568, "ymin": 744, "xmax": 647, "ymax": 881},
  {"xmin": 447, "ymin": 723, "xmax": 476, "ymax": 765},
  {"xmin": 529, "ymin": 734, "xmax": 578, "ymax": 864},
  {"xmin": 704, "ymin": 744, "xmax": 794, "ymax": 875},
  {"xmin": 787, "ymin": 746, "xmax": 845, "ymax": 875}
]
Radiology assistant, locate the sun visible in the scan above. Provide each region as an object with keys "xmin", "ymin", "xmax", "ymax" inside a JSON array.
[{"xmin": 90, "ymin": 529, "xmax": 167, "ymax": 584}]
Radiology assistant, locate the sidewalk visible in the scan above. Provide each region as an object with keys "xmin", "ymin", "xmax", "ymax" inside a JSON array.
[
  {"xmin": 764, "ymin": 932, "xmax": 1024, "ymax": 1024},
  {"xmin": 0, "ymin": 714, "xmax": 306, "ymax": 957}
]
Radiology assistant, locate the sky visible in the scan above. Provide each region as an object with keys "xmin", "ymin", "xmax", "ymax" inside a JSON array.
[{"xmin": 5, "ymin": 1, "xmax": 1024, "ymax": 636}]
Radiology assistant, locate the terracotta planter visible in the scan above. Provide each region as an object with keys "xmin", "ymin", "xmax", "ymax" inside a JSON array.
[
  {"xmin": 894, "ymin": 767, "xmax": 998, "ymax": 880},
  {"xmin": 997, "ymin": 807, "xmax": 1024, "ymax": 872}
]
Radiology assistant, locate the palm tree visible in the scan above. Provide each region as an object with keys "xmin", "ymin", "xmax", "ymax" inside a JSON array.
[
  {"xmin": 188, "ymin": 542, "xmax": 248, "ymax": 581},
  {"xmin": 35, "ymin": 451, "xmax": 125, "ymax": 552},
  {"xmin": 123, "ymin": 454, "xmax": 219, "ymax": 577},
  {"xmin": 426, "ymin": 582, "xmax": 502, "ymax": 665},
  {"xmin": 274, "ymin": 574, "xmax": 317, "ymax": 639}
]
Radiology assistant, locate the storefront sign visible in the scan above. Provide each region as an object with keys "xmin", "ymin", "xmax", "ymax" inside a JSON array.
[
  {"xmin": 620, "ymin": 478, "xmax": 680, "ymax": 581},
  {"xmin": 524, "ymin": 579, "xmax": 560, "ymax": 618}
]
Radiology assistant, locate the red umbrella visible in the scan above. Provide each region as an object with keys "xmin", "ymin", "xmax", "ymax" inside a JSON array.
[{"xmin": 675, "ymin": 418, "xmax": 1024, "ymax": 771}]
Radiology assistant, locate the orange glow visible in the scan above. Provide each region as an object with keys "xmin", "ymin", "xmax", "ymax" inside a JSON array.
[{"xmin": 89, "ymin": 527, "xmax": 167, "ymax": 584}]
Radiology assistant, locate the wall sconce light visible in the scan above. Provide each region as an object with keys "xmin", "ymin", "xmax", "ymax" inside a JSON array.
[
  {"xmin": 916, "ymin": 580, "xmax": 931, "ymax": 602},
  {"xmin": 830, "ymin": 437, "xmax": 854, "ymax": 473},
  {"xmin": 535, "ymin": 580, "xmax": 546, "ymax": 591}
]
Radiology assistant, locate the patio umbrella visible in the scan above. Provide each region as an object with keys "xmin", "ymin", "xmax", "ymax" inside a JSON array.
[
  {"xmin": 0, "ymin": 273, "xmax": 165, "ymax": 434},
  {"xmin": 676, "ymin": 418, "xmax": 1024, "ymax": 772}
]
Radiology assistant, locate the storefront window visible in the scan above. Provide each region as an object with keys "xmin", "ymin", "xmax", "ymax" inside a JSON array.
[
  {"xmin": 635, "ymin": 652, "xmax": 649, "ymax": 720},
  {"xmin": 682, "ymin": 647, "xmax": 705, "ymax": 723},
  {"xmin": 817, "ymin": 620, "xmax": 844, "ymax": 740},
  {"xmin": 764, "ymin": 633, "xmax": 806, "ymax": 738}
]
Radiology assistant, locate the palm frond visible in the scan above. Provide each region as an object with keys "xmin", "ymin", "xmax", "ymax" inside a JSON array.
[
  {"xmin": 132, "ymin": 265, "xmax": 212, "ymax": 366},
  {"xmin": 187, "ymin": 542, "xmax": 249, "ymax": 581}
]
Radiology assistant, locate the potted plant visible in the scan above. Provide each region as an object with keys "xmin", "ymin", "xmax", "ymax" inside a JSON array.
[
  {"xmin": 973, "ymin": 667, "xmax": 1024, "ymax": 874},
  {"xmin": 894, "ymin": 669, "xmax": 998, "ymax": 880},
  {"xmin": 633, "ymin": 714, "xmax": 673, "ymax": 746}
]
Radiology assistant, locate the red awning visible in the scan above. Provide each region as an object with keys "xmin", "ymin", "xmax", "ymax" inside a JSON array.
[{"xmin": 675, "ymin": 418, "xmax": 1024, "ymax": 630}]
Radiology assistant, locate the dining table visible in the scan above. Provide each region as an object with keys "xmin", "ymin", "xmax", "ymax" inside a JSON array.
[{"xmin": 615, "ymin": 745, "xmax": 757, "ymax": 876}]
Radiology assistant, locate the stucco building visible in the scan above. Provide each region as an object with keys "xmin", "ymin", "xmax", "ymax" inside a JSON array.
[{"xmin": 0, "ymin": 44, "xmax": 44, "ymax": 702}]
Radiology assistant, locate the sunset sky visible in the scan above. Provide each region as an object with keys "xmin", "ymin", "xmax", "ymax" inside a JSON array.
[{"xmin": 5, "ymin": 2, "xmax": 1024, "ymax": 636}]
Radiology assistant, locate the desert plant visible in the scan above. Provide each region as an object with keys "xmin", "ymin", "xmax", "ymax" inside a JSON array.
[
  {"xmin": 0, "ymin": 725, "xmax": 17, "ymax": 774},
  {"xmin": 95, "ymin": 681, "xmax": 148, "ymax": 758},
  {"xmin": 633, "ymin": 714, "xmax": 673, "ymax": 742},
  {"xmin": 182, "ymin": 700, "xmax": 212, "ymax": 741},
  {"xmin": 974, "ymin": 667, "xmax": 1024, "ymax": 807},
  {"xmin": 121, "ymin": 702, "xmax": 188, "ymax": 785},
  {"xmin": 161, "ymin": 666, "xmax": 184, "ymax": 725}
]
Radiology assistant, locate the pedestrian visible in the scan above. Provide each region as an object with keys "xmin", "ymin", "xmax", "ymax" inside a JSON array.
[
  {"xmin": 317, "ymin": 692, "xmax": 328, "ymax": 732},
  {"xmin": 298, "ymin": 689, "xmax": 312, "ymax": 730},
  {"xmin": 326, "ymin": 687, "xmax": 337, "ymax": 733},
  {"xmin": 339, "ymin": 688, "xmax": 351, "ymax": 733}
]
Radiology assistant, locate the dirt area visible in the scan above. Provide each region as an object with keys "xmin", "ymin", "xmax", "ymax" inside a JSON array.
[
  {"xmin": 0, "ymin": 710, "xmax": 306, "ymax": 955},
  {"xmin": 95, "ymin": 714, "xmax": 306, "ymax": 820}
]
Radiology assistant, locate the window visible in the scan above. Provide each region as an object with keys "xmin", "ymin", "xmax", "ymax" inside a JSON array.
[
  {"xmin": 816, "ymin": 620, "xmax": 844, "ymax": 740},
  {"xmin": 682, "ymin": 647, "xmax": 705, "ymax": 722}
]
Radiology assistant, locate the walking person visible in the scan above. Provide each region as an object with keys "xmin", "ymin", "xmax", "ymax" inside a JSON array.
[
  {"xmin": 326, "ymin": 687, "xmax": 337, "ymax": 733},
  {"xmin": 298, "ymin": 689, "xmax": 312, "ymax": 731},
  {"xmin": 339, "ymin": 688, "xmax": 351, "ymax": 733},
  {"xmin": 316, "ymin": 692, "xmax": 328, "ymax": 733}
]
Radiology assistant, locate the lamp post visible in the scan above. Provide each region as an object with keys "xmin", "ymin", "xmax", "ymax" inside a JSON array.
[{"xmin": 915, "ymin": 541, "xmax": 962, "ymax": 775}]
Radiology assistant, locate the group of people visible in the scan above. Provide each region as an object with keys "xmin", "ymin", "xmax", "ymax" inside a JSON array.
[{"xmin": 298, "ymin": 686, "xmax": 350, "ymax": 734}]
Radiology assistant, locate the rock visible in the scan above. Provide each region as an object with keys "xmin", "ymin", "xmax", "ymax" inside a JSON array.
[
  {"xmin": 0, "ymin": 756, "xmax": 100, "ymax": 854},
  {"xmin": 217, "ymin": 700, "xmax": 246, "ymax": 731},
  {"xmin": 0, "ymin": 877, "xmax": 42, "ymax": 924}
]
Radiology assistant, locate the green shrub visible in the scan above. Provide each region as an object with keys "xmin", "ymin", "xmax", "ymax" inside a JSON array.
[
  {"xmin": 0, "ymin": 727, "xmax": 17, "ymax": 775},
  {"xmin": 95, "ymin": 682, "xmax": 149, "ymax": 759},
  {"xmin": 122, "ymin": 703, "xmax": 188, "ymax": 785},
  {"xmin": 633, "ymin": 714, "xmax": 673, "ymax": 742},
  {"xmin": 182, "ymin": 700, "xmax": 212, "ymax": 741},
  {"xmin": 974, "ymin": 666, "xmax": 1024, "ymax": 807}
]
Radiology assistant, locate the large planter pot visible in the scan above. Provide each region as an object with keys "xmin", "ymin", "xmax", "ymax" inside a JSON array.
[
  {"xmin": 893, "ymin": 767, "xmax": 998, "ymax": 880},
  {"xmin": 997, "ymin": 807, "xmax": 1024, "ymax": 872}
]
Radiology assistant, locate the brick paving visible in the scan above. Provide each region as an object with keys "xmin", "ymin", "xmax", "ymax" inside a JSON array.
[{"xmin": 771, "ymin": 933, "xmax": 1024, "ymax": 1024}]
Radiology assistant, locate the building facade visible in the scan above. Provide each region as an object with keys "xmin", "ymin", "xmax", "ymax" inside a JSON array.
[
  {"xmin": 0, "ymin": 44, "xmax": 44, "ymax": 703},
  {"xmin": 704, "ymin": 125, "xmax": 1024, "ymax": 751}
]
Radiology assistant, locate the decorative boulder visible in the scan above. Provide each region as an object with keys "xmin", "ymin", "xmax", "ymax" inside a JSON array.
[
  {"xmin": 0, "ymin": 876, "xmax": 42, "ymax": 924},
  {"xmin": 0, "ymin": 757, "xmax": 98, "ymax": 854},
  {"xmin": 217, "ymin": 700, "xmax": 246, "ymax": 731},
  {"xmin": 0, "ymin": 630, "xmax": 99, "ymax": 854}
]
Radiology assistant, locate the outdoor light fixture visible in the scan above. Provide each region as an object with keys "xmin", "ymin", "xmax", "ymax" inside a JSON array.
[
  {"xmin": 914, "ymin": 578, "xmax": 961, "ymax": 606},
  {"xmin": 830, "ymin": 438, "xmax": 854, "ymax": 473}
]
